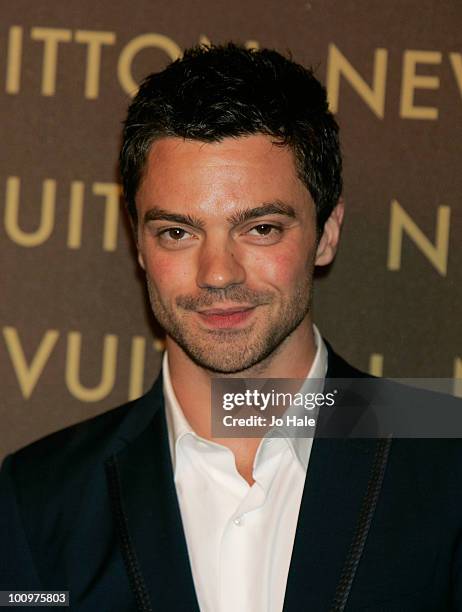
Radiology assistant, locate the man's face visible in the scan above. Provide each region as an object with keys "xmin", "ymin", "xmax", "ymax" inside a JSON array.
[{"xmin": 136, "ymin": 134, "xmax": 330, "ymax": 374}]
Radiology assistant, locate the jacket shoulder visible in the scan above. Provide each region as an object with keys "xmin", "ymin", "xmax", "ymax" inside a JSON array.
[
  {"xmin": 325, "ymin": 341, "xmax": 462, "ymax": 454},
  {"xmin": 3, "ymin": 374, "xmax": 164, "ymax": 495},
  {"xmin": 4, "ymin": 402, "xmax": 131, "ymax": 495}
]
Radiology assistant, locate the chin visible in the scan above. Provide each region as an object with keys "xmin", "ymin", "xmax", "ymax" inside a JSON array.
[
  {"xmin": 178, "ymin": 334, "xmax": 280, "ymax": 375},
  {"xmin": 185, "ymin": 351, "xmax": 257, "ymax": 374}
]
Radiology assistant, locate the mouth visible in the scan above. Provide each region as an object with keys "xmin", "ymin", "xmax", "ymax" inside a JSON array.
[{"xmin": 196, "ymin": 305, "xmax": 257, "ymax": 329}]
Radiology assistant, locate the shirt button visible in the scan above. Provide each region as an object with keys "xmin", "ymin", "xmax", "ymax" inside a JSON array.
[{"xmin": 233, "ymin": 516, "xmax": 242, "ymax": 526}]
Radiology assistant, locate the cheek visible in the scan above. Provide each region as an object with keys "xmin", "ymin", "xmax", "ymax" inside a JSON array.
[
  {"xmin": 143, "ymin": 249, "xmax": 196, "ymax": 294},
  {"xmin": 244, "ymin": 247, "xmax": 310, "ymax": 288}
]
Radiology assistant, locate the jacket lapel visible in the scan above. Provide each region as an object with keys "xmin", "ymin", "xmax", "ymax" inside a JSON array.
[
  {"xmin": 283, "ymin": 347, "xmax": 386, "ymax": 611},
  {"xmin": 105, "ymin": 376, "xmax": 200, "ymax": 612},
  {"xmin": 105, "ymin": 347, "xmax": 388, "ymax": 612},
  {"xmin": 283, "ymin": 438, "xmax": 379, "ymax": 611}
]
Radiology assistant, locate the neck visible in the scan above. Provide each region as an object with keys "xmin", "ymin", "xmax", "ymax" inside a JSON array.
[{"xmin": 165, "ymin": 319, "xmax": 317, "ymax": 484}]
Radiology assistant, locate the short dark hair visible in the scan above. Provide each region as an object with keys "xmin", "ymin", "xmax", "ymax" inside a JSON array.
[{"xmin": 120, "ymin": 42, "xmax": 342, "ymax": 232}]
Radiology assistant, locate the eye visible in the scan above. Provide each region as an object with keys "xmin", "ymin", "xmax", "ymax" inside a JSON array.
[
  {"xmin": 252, "ymin": 224, "xmax": 273, "ymax": 235},
  {"xmin": 244, "ymin": 223, "xmax": 283, "ymax": 245},
  {"xmin": 248, "ymin": 224, "xmax": 282, "ymax": 237},
  {"xmin": 155, "ymin": 226, "xmax": 196, "ymax": 248},
  {"xmin": 158, "ymin": 227, "xmax": 190, "ymax": 241}
]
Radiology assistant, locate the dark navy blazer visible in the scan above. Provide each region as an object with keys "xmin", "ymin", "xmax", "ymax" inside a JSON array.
[{"xmin": 1, "ymin": 345, "xmax": 462, "ymax": 611}]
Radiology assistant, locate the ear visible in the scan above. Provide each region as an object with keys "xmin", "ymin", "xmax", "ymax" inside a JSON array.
[
  {"xmin": 133, "ymin": 218, "xmax": 146, "ymax": 270},
  {"xmin": 137, "ymin": 249, "xmax": 146, "ymax": 270},
  {"xmin": 314, "ymin": 199, "xmax": 345, "ymax": 266}
]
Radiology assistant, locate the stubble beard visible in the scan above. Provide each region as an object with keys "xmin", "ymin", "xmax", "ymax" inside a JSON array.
[{"xmin": 145, "ymin": 277, "xmax": 313, "ymax": 374}]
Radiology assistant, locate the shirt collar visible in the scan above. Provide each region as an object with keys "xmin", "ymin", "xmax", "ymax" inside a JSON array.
[
  {"xmin": 163, "ymin": 324, "xmax": 328, "ymax": 472},
  {"xmin": 285, "ymin": 324, "xmax": 327, "ymax": 469}
]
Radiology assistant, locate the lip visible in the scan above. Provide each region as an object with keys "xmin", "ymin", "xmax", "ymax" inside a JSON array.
[
  {"xmin": 196, "ymin": 305, "xmax": 256, "ymax": 329},
  {"xmin": 197, "ymin": 305, "xmax": 255, "ymax": 315}
]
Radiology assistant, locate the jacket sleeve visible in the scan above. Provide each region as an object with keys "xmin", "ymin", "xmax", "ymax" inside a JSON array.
[
  {"xmin": 0, "ymin": 455, "xmax": 43, "ymax": 589},
  {"xmin": 453, "ymin": 528, "xmax": 462, "ymax": 611}
]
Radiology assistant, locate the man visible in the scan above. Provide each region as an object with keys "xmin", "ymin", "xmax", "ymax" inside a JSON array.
[{"xmin": 1, "ymin": 43, "xmax": 462, "ymax": 611}]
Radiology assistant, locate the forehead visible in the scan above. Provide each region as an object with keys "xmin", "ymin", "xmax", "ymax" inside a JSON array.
[{"xmin": 136, "ymin": 134, "xmax": 312, "ymax": 217}]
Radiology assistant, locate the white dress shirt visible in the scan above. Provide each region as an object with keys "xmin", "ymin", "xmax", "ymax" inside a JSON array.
[{"xmin": 163, "ymin": 325, "xmax": 328, "ymax": 612}]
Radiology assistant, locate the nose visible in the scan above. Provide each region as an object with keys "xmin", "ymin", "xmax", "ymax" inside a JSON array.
[{"xmin": 196, "ymin": 236, "xmax": 246, "ymax": 289}]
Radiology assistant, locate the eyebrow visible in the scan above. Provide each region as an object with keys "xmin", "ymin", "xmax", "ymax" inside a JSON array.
[
  {"xmin": 226, "ymin": 201, "xmax": 297, "ymax": 225},
  {"xmin": 143, "ymin": 200, "xmax": 296, "ymax": 229},
  {"xmin": 143, "ymin": 207, "xmax": 205, "ymax": 229}
]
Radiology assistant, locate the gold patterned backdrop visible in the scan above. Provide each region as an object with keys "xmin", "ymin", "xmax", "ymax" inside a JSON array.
[{"xmin": 1, "ymin": 0, "xmax": 461, "ymax": 460}]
